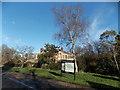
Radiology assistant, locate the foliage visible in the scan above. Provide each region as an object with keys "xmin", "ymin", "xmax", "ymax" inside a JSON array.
[
  {"xmin": 76, "ymin": 30, "xmax": 120, "ymax": 76},
  {"xmin": 48, "ymin": 61, "xmax": 61, "ymax": 70},
  {"xmin": 115, "ymin": 35, "xmax": 120, "ymax": 57},
  {"xmin": 37, "ymin": 43, "xmax": 60, "ymax": 69},
  {"xmin": 1, "ymin": 44, "xmax": 35, "ymax": 68},
  {"xmin": 99, "ymin": 30, "xmax": 116, "ymax": 53},
  {"xmin": 95, "ymin": 53, "xmax": 117, "ymax": 75},
  {"xmin": 76, "ymin": 53, "xmax": 97, "ymax": 73},
  {"xmin": 99, "ymin": 30, "xmax": 120, "ymax": 74}
]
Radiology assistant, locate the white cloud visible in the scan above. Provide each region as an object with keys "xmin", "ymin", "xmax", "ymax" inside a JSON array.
[
  {"xmin": 88, "ymin": 17, "xmax": 110, "ymax": 41},
  {"xmin": 88, "ymin": 8, "xmax": 115, "ymax": 42}
]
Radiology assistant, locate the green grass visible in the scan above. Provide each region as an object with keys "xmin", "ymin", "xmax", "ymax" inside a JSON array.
[{"xmin": 3, "ymin": 67, "xmax": 120, "ymax": 89}]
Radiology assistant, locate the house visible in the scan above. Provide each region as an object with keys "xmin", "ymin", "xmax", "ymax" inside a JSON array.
[
  {"xmin": 54, "ymin": 47, "xmax": 74, "ymax": 63},
  {"xmin": 54, "ymin": 47, "xmax": 78, "ymax": 72},
  {"xmin": 38, "ymin": 47, "xmax": 74, "ymax": 63},
  {"xmin": 26, "ymin": 47, "xmax": 78, "ymax": 72},
  {"xmin": 34, "ymin": 53, "xmax": 39, "ymax": 59}
]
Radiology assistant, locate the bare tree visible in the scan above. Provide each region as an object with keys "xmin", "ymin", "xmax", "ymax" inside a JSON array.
[
  {"xmin": 53, "ymin": 5, "xmax": 89, "ymax": 72},
  {"xmin": 16, "ymin": 45, "xmax": 34, "ymax": 68},
  {"xmin": 53, "ymin": 5, "xmax": 89, "ymax": 55},
  {"xmin": 1, "ymin": 44, "xmax": 17, "ymax": 67}
]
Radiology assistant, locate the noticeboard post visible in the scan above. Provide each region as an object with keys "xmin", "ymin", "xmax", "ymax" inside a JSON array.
[{"xmin": 61, "ymin": 60, "xmax": 76, "ymax": 80}]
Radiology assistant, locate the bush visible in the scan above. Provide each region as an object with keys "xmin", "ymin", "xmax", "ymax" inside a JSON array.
[
  {"xmin": 76, "ymin": 53, "xmax": 97, "ymax": 73},
  {"xmin": 41, "ymin": 64, "xmax": 49, "ymax": 69},
  {"xmin": 76, "ymin": 52, "xmax": 119, "ymax": 76},
  {"xmin": 48, "ymin": 61, "xmax": 61, "ymax": 70},
  {"xmin": 95, "ymin": 53, "xmax": 117, "ymax": 75},
  {"xmin": 4, "ymin": 61, "xmax": 15, "ymax": 67}
]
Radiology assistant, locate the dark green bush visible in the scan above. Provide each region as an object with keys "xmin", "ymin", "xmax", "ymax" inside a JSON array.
[
  {"xmin": 95, "ymin": 53, "xmax": 117, "ymax": 75},
  {"xmin": 48, "ymin": 61, "xmax": 61, "ymax": 70},
  {"xmin": 77, "ymin": 52, "xmax": 119, "ymax": 76},
  {"xmin": 41, "ymin": 64, "xmax": 49, "ymax": 69}
]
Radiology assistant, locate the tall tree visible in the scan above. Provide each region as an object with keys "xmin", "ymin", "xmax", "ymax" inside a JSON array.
[
  {"xmin": 53, "ymin": 5, "xmax": 89, "ymax": 55},
  {"xmin": 99, "ymin": 30, "xmax": 120, "ymax": 74},
  {"xmin": 115, "ymin": 34, "xmax": 120, "ymax": 54},
  {"xmin": 38, "ymin": 43, "xmax": 60, "ymax": 64},
  {"xmin": 53, "ymin": 5, "xmax": 89, "ymax": 72},
  {"xmin": 37, "ymin": 44, "xmax": 60, "ymax": 68}
]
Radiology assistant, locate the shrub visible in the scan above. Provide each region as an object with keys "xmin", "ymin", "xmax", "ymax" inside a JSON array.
[
  {"xmin": 48, "ymin": 61, "xmax": 61, "ymax": 70},
  {"xmin": 95, "ymin": 53, "xmax": 117, "ymax": 75},
  {"xmin": 41, "ymin": 64, "xmax": 49, "ymax": 69}
]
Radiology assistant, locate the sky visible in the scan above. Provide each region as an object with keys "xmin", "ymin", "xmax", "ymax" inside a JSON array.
[{"xmin": 2, "ymin": 2, "xmax": 118, "ymax": 53}]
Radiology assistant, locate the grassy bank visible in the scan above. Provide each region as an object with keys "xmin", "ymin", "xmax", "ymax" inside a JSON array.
[{"xmin": 3, "ymin": 66, "xmax": 120, "ymax": 89}]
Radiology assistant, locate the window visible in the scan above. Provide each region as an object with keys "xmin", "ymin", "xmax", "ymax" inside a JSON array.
[
  {"xmin": 68, "ymin": 55, "xmax": 72, "ymax": 59},
  {"xmin": 65, "ymin": 55, "xmax": 67, "ymax": 59},
  {"xmin": 62, "ymin": 55, "xmax": 64, "ymax": 59}
]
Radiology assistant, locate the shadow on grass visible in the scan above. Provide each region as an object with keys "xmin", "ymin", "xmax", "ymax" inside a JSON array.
[
  {"xmin": 93, "ymin": 75, "xmax": 120, "ymax": 82},
  {"xmin": 49, "ymin": 71, "xmax": 63, "ymax": 77},
  {"xmin": 87, "ymin": 81, "xmax": 120, "ymax": 89},
  {"xmin": 29, "ymin": 69, "xmax": 36, "ymax": 76},
  {"xmin": 2, "ymin": 62, "xmax": 14, "ymax": 73},
  {"xmin": 23, "ymin": 71, "xmax": 57, "ymax": 89}
]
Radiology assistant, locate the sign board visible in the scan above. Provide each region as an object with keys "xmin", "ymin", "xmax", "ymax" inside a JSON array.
[
  {"xmin": 61, "ymin": 60, "xmax": 76, "ymax": 80},
  {"xmin": 65, "ymin": 62, "xmax": 74, "ymax": 73}
]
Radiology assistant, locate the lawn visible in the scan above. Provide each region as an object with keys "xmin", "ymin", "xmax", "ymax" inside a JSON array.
[{"xmin": 3, "ymin": 66, "xmax": 120, "ymax": 89}]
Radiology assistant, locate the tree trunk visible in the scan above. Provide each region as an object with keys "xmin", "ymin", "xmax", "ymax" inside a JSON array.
[
  {"xmin": 71, "ymin": 42, "xmax": 78, "ymax": 72},
  {"xmin": 21, "ymin": 60, "xmax": 24, "ymax": 68},
  {"xmin": 113, "ymin": 47, "xmax": 120, "ymax": 74},
  {"xmin": 113, "ymin": 54, "xmax": 119, "ymax": 71},
  {"xmin": 71, "ymin": 43, "xmax": 75, "ymax": 55}
]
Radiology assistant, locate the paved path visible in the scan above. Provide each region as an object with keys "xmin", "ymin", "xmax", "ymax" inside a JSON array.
[
  {"xmin": 2, "ymin": 73, "xmax": 52, "ymax": 89},
  {"xmin": 1, "ymin": 70, "xmax": 95, "ymax": 90},
  {"xmin": 2, "ymin": 74, "xmax": 30, "ymax": 89}
]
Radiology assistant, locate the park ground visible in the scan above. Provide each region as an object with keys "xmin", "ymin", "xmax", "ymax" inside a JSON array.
[{"xmin": 1, "ymin": 66, "xmax": 120, "ymax": 89}]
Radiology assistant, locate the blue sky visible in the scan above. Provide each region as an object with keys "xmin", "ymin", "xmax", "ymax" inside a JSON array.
[{"xmin": 2, "ymin": 2, "xmax": 118, "ymax": 52}]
